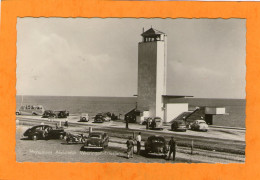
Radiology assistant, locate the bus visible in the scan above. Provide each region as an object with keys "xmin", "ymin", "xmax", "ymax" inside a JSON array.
[{"xmin": 16, "ymin": 105, "xmax": 45, "ymax": 116}]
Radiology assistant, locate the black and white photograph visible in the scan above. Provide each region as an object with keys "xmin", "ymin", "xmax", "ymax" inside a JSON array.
[{"xmin": 15, "ymin": 18, "xmax": 246, "ymax": 163}]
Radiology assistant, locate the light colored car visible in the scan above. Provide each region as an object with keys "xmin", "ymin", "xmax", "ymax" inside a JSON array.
[
  {"xmin": 190, "ymin": 120, "xmax": 209, "ymax": 132},
  {"xmin": 149, "ymin": 117, "xmax": 163, "ymax": 130},
  {"xmin": 79, "ymin": 113, "xmax": 89, "ymax": 122}
]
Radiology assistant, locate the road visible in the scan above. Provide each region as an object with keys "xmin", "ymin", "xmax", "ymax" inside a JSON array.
[
  {"xmin": 16, "ymin": 115, "xmax": 246, "ymax": 155},
  {"xmin": 16, "ymin": 125, "xmax": 245, "ymax": 163}
]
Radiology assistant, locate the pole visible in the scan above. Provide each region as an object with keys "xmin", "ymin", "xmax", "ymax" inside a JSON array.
[
  {"xmin": 191, "ymin": 140, "xmax": 194, "ymax": 155},
  {"xmin": 126, "ymin": 119, "xmax": 128, "ymax": 129},
  {"xmin": 89, "ymin": 127, "xmax": 92, "ymax": 134}
]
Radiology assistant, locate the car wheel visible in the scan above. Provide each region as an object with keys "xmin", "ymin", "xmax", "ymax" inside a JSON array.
[{"xmin": 32, "ymin": 135, "xmax": 38, "ymax": 140}]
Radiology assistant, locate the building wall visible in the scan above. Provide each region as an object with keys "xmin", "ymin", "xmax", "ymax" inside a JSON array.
[
  {"xmin": 156, "ymin": 41, "xmax": 166, "ymax": 118},
  {"xmin": 165, "ymin": 103, "xmax": 188, "ymax": 122},
  {"xmin": 167, "ymin": 98, "xmax": 245, "ymax": 128},
  {"xmin": 137, "ymin": 41, "xmax": 166, "ymax": 118}
]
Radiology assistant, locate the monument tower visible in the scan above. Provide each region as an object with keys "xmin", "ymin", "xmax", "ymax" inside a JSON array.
[{"xmin": 137, "ymin": 28, "xmax": 167, "ymax": 120}]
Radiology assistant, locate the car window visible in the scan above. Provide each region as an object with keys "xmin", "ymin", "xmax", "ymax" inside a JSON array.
[
  {"xmin": 90, "ymin": 134, "xmax": 101, "ymax": 139},
  {"xmin": 151, "ymin": 137, "xmax": 165, "ymax": 143},
  {"xmin": 35, "ymin": 127, "xmax": 43, "ymax": 130},
  {"xmin": 199, "ymin": 122, "xmax": 206, "ymax": 124}
]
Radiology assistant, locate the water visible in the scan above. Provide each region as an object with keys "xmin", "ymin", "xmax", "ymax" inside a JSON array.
[
  {"xmin": 16, "ymin": 95, "xmax": 246, "ymax": 127},
  {"xmin": 16, "ymin": 95, "xmax": 137, "ymax": 117}
]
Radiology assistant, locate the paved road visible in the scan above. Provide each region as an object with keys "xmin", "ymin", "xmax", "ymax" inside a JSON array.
[
  {"xmin": 16, "ymin": 125, "xmax": 245, "ymax": 163},
  {"xmin": 16, "ymin": 116, "xmax": 246, "ymax": 155},
  {"xmin": 16, "ymin": 125, "xmax": 195, "ymax": 163}
]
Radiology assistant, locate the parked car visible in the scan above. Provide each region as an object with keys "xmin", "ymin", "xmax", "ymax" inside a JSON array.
[
  {"xmin": 144, "ymin": 135, "xmax": 169, "ymax": 158},
  {"xmin": 23, "ymin": 125, "xmax": 66, "ymax": 140},
  {"xmin": 65, "ymin": 132, "xmax": 86, "ymax": 144},
  {"xmin": 54, "ymin": 110, "xmax": 68, "ymax": 118},
  {"xmin": 79, "ymin": 113, "xmax": 89, "ymax": 122},
  {"xmin": 82, "ymin": 132, "xmax": 109, "ymax": 150},
  {"xmin": 16, "ymin": 105, "xmax": 45, "ymax": 116},
  {"xmin": 149, "ymin": 117, "xmax": 163, "ymax": 130},
  {"xmin": 141, "ymin": 117, "xmax": 152, "ymax": 125},
  {"xmin": 94, "ymin": 113, "xmax": 105, "ymax": 123},
  {"xmin": 171, "ymin": 120, "xmax": 187, "ymax": 132},
  {"xmin": 190, "ymin": 120, "xmax": 209, "ymax": 132},
  {"xmin": 103, "ymin": 115, "xmax": 111, "ymax": 122},
  {"xmin": 42, "ymin": 110, "xmax": 56, "ymax": 118}
]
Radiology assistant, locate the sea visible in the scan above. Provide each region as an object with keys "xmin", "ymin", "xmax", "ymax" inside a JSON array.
[
  {"xmin": 16, "ymin": 95, "xmax": 246, "ymax": 127},
  {"xmin": 16, "ymin": 95, "xmax": 137, "ymax": 117}
]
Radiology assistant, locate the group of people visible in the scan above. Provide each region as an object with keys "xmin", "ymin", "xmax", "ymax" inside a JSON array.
[
  {"xmin": 126, "ymin": 132, "xmax": 141, "ymax": 159},
  {"xmin": 126, "ymin": 132, "xmax": 177, "ymax": 161}
]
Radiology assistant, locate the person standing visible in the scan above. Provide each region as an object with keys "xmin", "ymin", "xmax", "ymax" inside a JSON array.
[
  {"xmin": 126, "ymin": 136, "xmax": 134, "ymax": 159},
  {"xmin": 168, "ymin": 136, "xmax": 177, "ymax": 161},
  {"xmin": 136, "ymin": 132, "xmax": 142, "ymax": 155},
  {"xmin": 64, "ymin": 119, "xmax": 68, "ymax": 128}
]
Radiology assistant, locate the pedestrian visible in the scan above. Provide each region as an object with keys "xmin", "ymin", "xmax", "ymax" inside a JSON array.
[
  {"xmin": 136, "ymin": 132, "xmax": 142, "ymax": 155},
  {"xmin": 126, "ymin": 136, "xmax": 134, "ymax": 159},
  {"xmin": 55, "ymin": 123, "xmax": 59, "ymax": 129},
  {"xmin": 168, "ymin": 136, "xmax": 177, "ymax": 161},
  {"xmin": 64, "ymin": 119, "xmax": 68, "ymax": 128}
]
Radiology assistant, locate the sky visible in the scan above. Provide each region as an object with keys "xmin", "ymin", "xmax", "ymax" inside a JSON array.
[{"xmin": 16, "ymin": 18, "xmax": 246, "ymax": 98}]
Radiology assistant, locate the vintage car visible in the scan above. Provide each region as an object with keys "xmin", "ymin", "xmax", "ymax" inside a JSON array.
[
  {"xmin": 103, "ymin": 115, "xmax": 111, "ymax": 122},
  {"xmin": 94, "ymin": 113, "xmax": 105, "ymax": 123},
  {"xmin": 54, "ymin": 110, "xmax": 69, "ymax": 118},
  {"xmin": 79, "ymin": 113, "xmax": 89, "ymax": 122},
  {"xmin": 149, "ymin": 117, "xmax": 163, "ymax": 130},
  {"xmin": 171, "ymin": 119, "xmax": 187, "ymax": 132},
  {"xmin": 65, "ymin": 132, "xmax": 86, "ymax": 144},
  {"xmin": 82, "ymin": 132, "xmax": 109, "ymax": 150},
  {"xmin": 16, "ymin": 105, "xmax": 45, "ymax": 116},
  {"xmin": 190, "ymin": 120, "xmax": 209, "ymax": 132},
  {"xmin": 23, "ymin": 125, "xmax": 66, "ymax": 140},
  {"xmin": 41, "ymin": 110, "xmax": 56, "ymax": 118},
  {"xmin": 144, "ymin": 135, "xmax": 169, "ymax": 157}
]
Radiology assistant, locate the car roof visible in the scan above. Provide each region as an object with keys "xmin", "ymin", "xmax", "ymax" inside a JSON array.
[
  {"xmin": 148, "ymin": 135, "xmax": 165, "ymax": 139},
  {"xmin": 31, "ymin": 125, "xmax": 51, "ymax": 128}
]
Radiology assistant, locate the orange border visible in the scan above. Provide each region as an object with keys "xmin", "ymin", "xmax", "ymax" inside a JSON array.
[{"xmin": 0, "ymin": 0, "xmax": 259, "ymax": 179}]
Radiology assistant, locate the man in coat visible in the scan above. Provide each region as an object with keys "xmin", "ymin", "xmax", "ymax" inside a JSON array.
[{"xmin": 168, "ymin": 136, "xmax": 177, "ymax": 161}]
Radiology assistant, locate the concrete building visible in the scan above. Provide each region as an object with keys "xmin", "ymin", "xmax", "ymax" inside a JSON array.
[
  {"xmin": 136, "ymin": 28, "xmax": 191, "ymax": 123},
  {"xmin": 134, "ymin": 28, "xmax": 229, "ymax": 125},
  {"xmin": 136, "ymin": 28, "xmax": 167, "ymax": 122}
]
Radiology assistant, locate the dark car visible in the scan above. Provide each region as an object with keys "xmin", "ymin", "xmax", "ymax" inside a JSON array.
[
  {"xmin": 171, "ymin": 120, "xmax": 187, "ymax": 132},
  {"xmin": 54, "ymin": 110, "xmax": 69, "ymax": 118},
  {"xmin": 94, "ymin": 113, "xmax": 105, "ymax": 123},
  {"xmin": 23, "ymin": 125, "xmax": 66, "ymax": 140},
  {"xmin": 144, "ymin": 135, "xmax": 169, "ymax": 158},
  {"xmin": 42, "ymin": 110, "xmax": 56, "ymax": 118},
  {"xmin": 82, "ymin": 132, "xmax": 109, "ymax": 150}
]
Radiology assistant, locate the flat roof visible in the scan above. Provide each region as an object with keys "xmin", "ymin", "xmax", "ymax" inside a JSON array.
[{"xmin": 162, "ymin": 95, "xmax": 193, "ymax": 98}]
